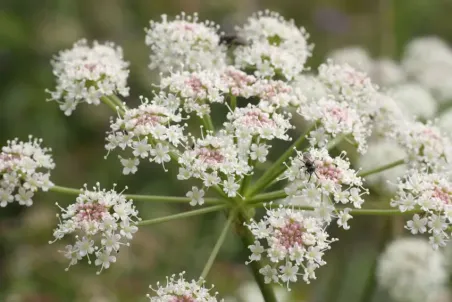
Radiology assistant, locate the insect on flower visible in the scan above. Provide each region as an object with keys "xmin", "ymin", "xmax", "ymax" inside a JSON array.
[
  {"xmin": 219, "ymin": 34, "xmax": 248, "ymax": 46},
  {"xmin": 301, "ymin": 152, "xmax": 319, "ymax": 182}
]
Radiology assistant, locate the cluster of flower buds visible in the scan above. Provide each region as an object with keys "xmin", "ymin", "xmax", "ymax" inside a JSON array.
[
  {"xmin": 234, "ymin": 10, "xmax": 312, "ymax": 81},
  {"xmin": 145, "ymin": 12, "xmax": 227, "ymax": 73},
  {"xmin": 105, "ymin": 96, "xmax": 186, "ymax": 174},
  {"xmin": 0, "ymin": 136, "xmax": 54, "ymax": 207},
  {"xmin": 50, "ymin": 184, "xmax": 140, "ymax": 273},
  {"xmin": 47, "ymin": 39, "xmax": 129, "ymax": 115},
  {"xmin": 246, "ymin": 205, "xmax": 336, "ymax": 288},
  {"xmin": 147, "ymin": 272, "xmax": 220, "ymax": 301}
]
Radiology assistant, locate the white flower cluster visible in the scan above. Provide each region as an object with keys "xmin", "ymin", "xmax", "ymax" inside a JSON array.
[
  {"xmin": 145, "ymin": 12, "xmax": 227, "ymax": 73},
  {"xmin": 391, "ymin": 171, "xmax": 452, "ymax": 249},
  {"xmin": 283, "ymin": 148, "xmax": 367, "ymax": 229},
  {"xmin": 328, "ymin": 47, "xmax": 405, "ymax": 87},
  {"xmin": 389, "ymin": 83, "xmax": 437, "ymax": 120},
  {"xmin": 106, "ymin": 96, "xmax": 186, "ymax": 174},
  {"xmin": 394, "ymin": 121, "xmax": 452, "ymax": 171},
  {"xmin": 402, "ymin": 36, "xmax": 452, "ymax": 103},
  {"xmin": 0, "ymin": 137, "xmax": 54, "ymax": 207},
  {"xmin": 234, "ymin": 10, "xmax": 312, "ymax": 81},
  {"xmin": 159, "ymin": 69, "xmax": 227, "ymax": 117},
  {"xmin": 225, "ymin": 104, "xmax": 292, "ymax": 142},
  {"xmin": 316, "ymin": 61, "xmax": 379, "ymax": 152},
  {"xmin": 298, "ymin": 97, "xmax": 368, "ymax": 152},
  {"xmin": 246, "ymin": 205, "xmax": 336, "ymax": 288},
  {"xmin": 47, "ymin": 39, "xmax": 130, "ymax": 116},
  {"xmin": 50, "ymin": 184, "xmax": 140, "ymax": 273},
  {"xmin": 377, "ymin": 237, "xmax": 447, "ymax": 302},
  {"xmin": 147, "ymin": 272, "xmax": 220, "ymax": 302},
  {"xmin": 179, "ymin": 132, "xmax": 250, "ymax": 200}
]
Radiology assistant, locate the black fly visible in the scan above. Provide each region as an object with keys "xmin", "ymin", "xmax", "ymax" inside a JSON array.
[
  {"xmin": 301, "ymin": 153, "xmax": 318, "ymax": 182},
  {"xmin": 219, "ymin": 34, "xmax": 248, "ymax": 47}
]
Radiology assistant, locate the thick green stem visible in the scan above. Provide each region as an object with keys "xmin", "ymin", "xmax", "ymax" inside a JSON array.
[
  {"xmin": 137, "ymin": 204, "xmax": 229, "ymax": 226},
  {"xmin": 100, "ymin": 96, "xmax": 123, "ymax": 115},
  {"xmin": 248, "ymin": 190, "xmax": 287, "ymax": 204},
  {"xmin": 230, "ymin": 95, "xmax": 237, "ymax": 111},
  {"xmin": 49, "ymin": 185, "xmax": 81, "ymax": 195},
  {"xmin": 200, "ymin": 211, "xmax": 235, "ymax": 279},
  {"xmin": 236, "ymin": 212, "xmax": 278, "ymax": 302},
  {"xmin": 109, "ymin": 94, "xmax": 128, "ymax": 110},
  {"xmin": 202, "ymin": 114, "xmax": 215, "ymax": 132},
  {"xmin": 358, "ymin": 159, "xmax": 405, "ymax": 178},
  {"xmin": 49, "ymin": 185, "xmax": 225, "ymax": 204},
  {"xmin": 245, "ymin": 123, "xmax": 316, "ymax": 198},
  {"xmin": 359, "ymin": 218, "xmax": 392, "ymax": 302}
]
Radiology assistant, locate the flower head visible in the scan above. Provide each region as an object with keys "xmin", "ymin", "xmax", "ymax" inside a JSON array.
[
  {"xmin": 225, "ymin": 104, "xmax": 292, "ymax": 141},
  {"xmin": 145, "ymin": 13, "xmax": 227, "ymax": 73},
  {"xmin": 394, "ymin": 120, "xmax": 452, "ymax": 171},
  {"xmin": 391, "ymin": 171, "xmax": 452, "ymax": 249},
  {"xmin": 47, "ymin": 39, "xmax": 129, "ymax": 115},
  {"xmin": 234, "ymin": 10, "xmax": 311, "ymax": 80},
  {"xmin": 50, "ymin": 184, "xmax": 140, "ymax": 273},
  {"xmin": 282, "ymin": 148, "xmax": 367, "ymax": 227},
  {"xmin": 390, "ymin": 83, "xmax": 437, "ymax": 120},
  {"xmin": 327, "ymin": 46, "xmax": 372, "ymax": 72},
  {"xmin": 318, "ymin": 60, "xmax": 379, "ymax": 119},
  {"xmin": 147, "ymin": 272, "xmax": 220, "ymax": 301},
  {"xmin": 246, "ymin": 205, "xmax": 336, "ymax": 288},
  {"xmin": 377, "ymin": 237, "xmax": 447, "ymax": 302},
  {"xmin": 0, "ymin": 136, "xmax": 54, "ymax": 207},
  {"xmin": 106, "ymin": 96, "xmax": 185, "ymax": 173},
  {"xmin": 178, "ymin": 132, "xmax": 250, "ymax": 197},
  {"xmin": 159, "ymin": 69, "xmax": 226, "ymax": 117}
]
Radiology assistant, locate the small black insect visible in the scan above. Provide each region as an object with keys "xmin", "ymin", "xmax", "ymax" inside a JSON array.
[
  {"xmin": 301, "ymin": 152, "xmax": 319, "ymax": 182},
  {"xmin": 219, "ymin": 34, "xmax": 248, "ymax": 47}
]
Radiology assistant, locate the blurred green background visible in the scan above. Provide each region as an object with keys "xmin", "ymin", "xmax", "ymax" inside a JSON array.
[{"xmin": 1, "ymin": 0, "xmax": 452, "ymax": 301}]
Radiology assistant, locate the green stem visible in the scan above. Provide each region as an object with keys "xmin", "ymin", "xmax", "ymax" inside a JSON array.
[
  {"xmin": 100, "ymin": 96, "xmax": 122, "ymax": 114},
  {"xmin": 49, "ymin": 185, "xmax": 225, "ymax": 204},
  {"xmin": 248, "ymin": 190, "xmax": 287, "ymax": 204},
  {"xmin": 124, "ymin": 194, "xmax": 224, "ymax": 204},
  {"xmin": 245, "ymin": 123, "xmax": 316, "ymax": 198},
  {"xmin": 358, "ymin": 159, "xmax": 405, "ymax": 177},
  {"xmin": 230, "ymin": 95, "xmax": 237, "ymax": 111},
  {"xmin": 202, "ymin": 114, "xmax": 215, "ymax": 132},
  {"xmin": 236, "ymin": 212, "xmax": 278, "ymax": 302},
  {"xmin": 137, "ymin": 204, "xmax": 229, "ymax": 226},
  {"xmin": 200, "ymin": 211, "xmax": 235, "ymax": 279},
  {"xmin": 109, "ymin": 94, "xmax": 128, "ymax": 110},
  {"xmin": 359, "ymin": 218, "xmax": 392, "ymax": 302},
  {"xmin": 250, "ymin": 200, "xmax": 421, "ymax": 216},
  {"xmin": 49, "ymin": 185, "xmax": 81, "ymax": 195},
  {"xmin": 327, "ymin": 134, "xmax": 347, "ymax": 150}
]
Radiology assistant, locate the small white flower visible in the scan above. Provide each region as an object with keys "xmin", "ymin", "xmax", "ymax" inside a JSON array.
[
  {"xmin": 249, "ymin": 241, "xmax": 265, "ymax": 261},
  {"xmin": 120, "ymin": 157, "xmax": 139, "ymax": 175},
  {"xmin": 186, "ymin": 186, "xmax": 205, "ymax": 206},
  {"xmin": 406, "ymin": 214, "xmax": 428, "ymax": 234}
]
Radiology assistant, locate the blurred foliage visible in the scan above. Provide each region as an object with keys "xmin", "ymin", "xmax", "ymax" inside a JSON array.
[{"xmin": 1, "ymin": 0, "xmax": 452, "ymax": 301}]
